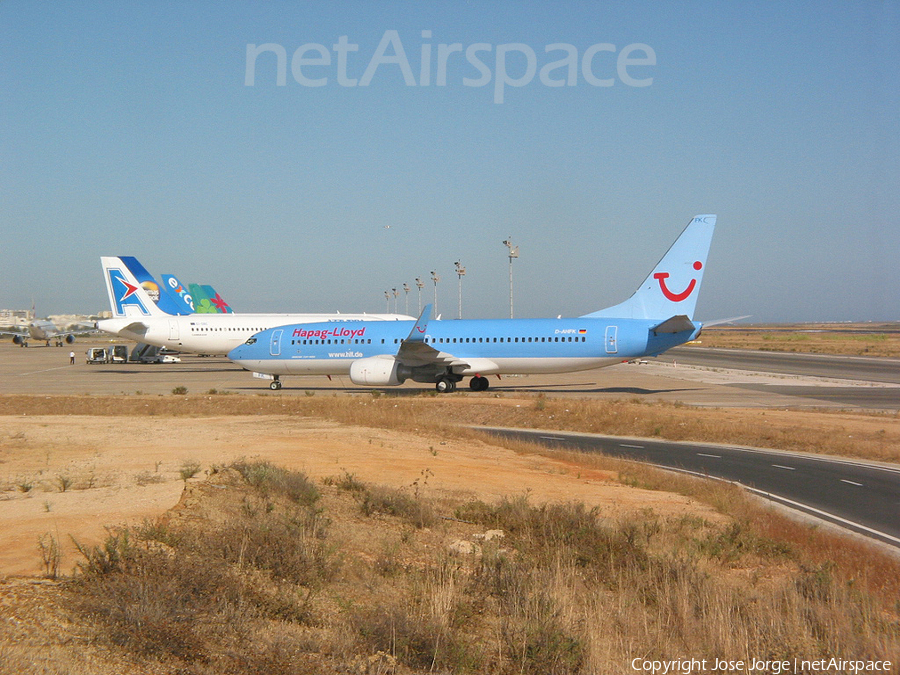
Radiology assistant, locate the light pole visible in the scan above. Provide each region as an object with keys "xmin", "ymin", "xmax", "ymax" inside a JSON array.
[
  {"xmin": 454, "ymin": 260, "xmax": 466, "ymax": 319},
  {"xmin": 402, "ymin": 283, "xmax": 410, "ymax": 315},
  {"xmin": 384, "ymin": 290, "xmax": 390, "ymax": 313},
  {"xmin": 502, "ymin": 237, "xmax": 519, "ymax": 318},
  {"xmin": 415, "ymin": 277, "xmax": 425, "ymax": 314},
  {"xmin": 430, "ymin": 271, "xmax": 440, "ymax": 316},
  {"xmin": 392, "ymin": 288, "xmax": 399, "ymax": 314}
]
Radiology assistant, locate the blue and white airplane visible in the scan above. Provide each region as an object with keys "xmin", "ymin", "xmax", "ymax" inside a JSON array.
[{"xmin": 228, "ymin": 215, "xmax": 717, "ymax": 392}]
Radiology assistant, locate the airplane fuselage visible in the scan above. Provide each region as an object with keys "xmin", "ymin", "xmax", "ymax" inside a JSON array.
[
  {"xmin": 229, "ymin": 316, "xmax": 698, "ymax": 378},
  {"xmin": 97, "ymin": 312, "xmax": 412, "ymax": 355}
]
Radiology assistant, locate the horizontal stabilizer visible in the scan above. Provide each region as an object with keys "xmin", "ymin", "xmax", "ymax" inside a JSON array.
[
  {"xmin": 651, "ymin": 315, "xmax": 696, "ymax": 334},
  {"xmin": 701, "ymin": 315, "xmax": 751, "ymax": 327}
]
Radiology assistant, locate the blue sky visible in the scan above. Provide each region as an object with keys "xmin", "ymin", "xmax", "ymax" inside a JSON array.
[{"xmin": 2, "ymin": 1, "xmax": 898, "ymax": 322}]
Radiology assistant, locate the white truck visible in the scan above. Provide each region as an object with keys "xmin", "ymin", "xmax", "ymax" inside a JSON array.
[{"xmin": 85, "ymin": 345, "xmax": 130, "ymax": 364}]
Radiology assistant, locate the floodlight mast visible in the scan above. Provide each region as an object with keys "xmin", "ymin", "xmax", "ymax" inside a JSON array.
[
  {"xmin": 415, "ymin": 277, "xmax": 425, "ymax": 314},
  {"xmin": 502, "ymin": 238, "xmax": 519, "ymax": 319},
  {"xmin": 430, "ymin": 271, "xmax": 440, "ymax": 316},
  {"xmin": 454, "ymin": 260, "xmax": 466, "ymax": 319},
  {"xmin": 384, "ymin": 290, "xmax": 390, "ymax": 313},
  {"xmin": 402, "ymin": 283, "xmax": 410, "ymax": 316}
]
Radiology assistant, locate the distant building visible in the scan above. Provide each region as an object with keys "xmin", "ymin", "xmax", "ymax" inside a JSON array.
[{"xmin": 0, "ymin": 309, "xmax": 33, "ymax": 328}]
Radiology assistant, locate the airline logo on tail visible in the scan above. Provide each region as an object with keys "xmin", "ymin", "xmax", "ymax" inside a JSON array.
[
  {"xmin": 107, "ymin": 267, "xmax": 151, "ymax": 316},
  {"xmin": 653, "ymin": 261, "xmax": 703, "ymax": 302},
  {"xmin": 163, "ymin": 274, "xmax": 195, "ymax": 312}
]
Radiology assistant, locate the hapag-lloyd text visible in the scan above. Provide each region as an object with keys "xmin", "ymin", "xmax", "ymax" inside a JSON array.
[{"xmin": 292, "ymin": 326, "xmax": 367, "ymax": 340}]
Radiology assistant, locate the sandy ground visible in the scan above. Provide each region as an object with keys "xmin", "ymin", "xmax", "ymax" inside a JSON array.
[{"xmin": 0, "ymin": 413, "xmax": 724, "ymax": 578}]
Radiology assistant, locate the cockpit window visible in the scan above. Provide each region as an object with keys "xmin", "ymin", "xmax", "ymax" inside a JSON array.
[{"xmin": 245, "ymin": 337, "xmax": 257, "ymax": 345}]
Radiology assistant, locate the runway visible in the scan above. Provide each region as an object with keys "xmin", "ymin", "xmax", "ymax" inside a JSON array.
[{"xmin": 478, "ymin": 427, "xmax": 900, "ymax": 549}]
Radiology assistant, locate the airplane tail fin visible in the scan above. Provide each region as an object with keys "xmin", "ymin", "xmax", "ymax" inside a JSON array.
[
  {"xmin": 189, "ymin": 283, "xmax": 217, "ymax": 313},
  {"xmin": 101, "ymin": 257, "xmax": 173, "ymax": 318},
  {"xmin": 202, "ymin": 285, "xmax": 234, "ymax": 313},
  {"xmin": 161, "ymin": 274, "xmax": 196, "ymax": 314},
  {"xmin": 582, "ymin": 215, "xmax": 715, "ymax": 321}
]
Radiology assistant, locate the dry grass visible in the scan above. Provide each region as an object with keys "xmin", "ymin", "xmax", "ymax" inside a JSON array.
[
  {"xmin": 3, "ymin": 388, "xmax": 900, "ymax": 673},
  {"xmin": 699, "ymin": 323, "xmax": 900, "ymax": 357},
  {"xmin": 2, "ymin": 393, "xmax": 897, "ymax": 464},
  {"xmin": 25, "ymin": 464, "xmax": 900, "ymax": 674}
]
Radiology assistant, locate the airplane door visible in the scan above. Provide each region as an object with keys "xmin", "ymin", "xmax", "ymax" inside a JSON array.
[
  {"xmin": 270, "ymin": 329, "xmax": 283, "ymax": 356},
  {"xmin": 605, "ymin": 326, "xmax": 618, "ymax": 354},
  {"xmin": 168, "ymin": 319, "xmax": 179, "ymax": 341}
]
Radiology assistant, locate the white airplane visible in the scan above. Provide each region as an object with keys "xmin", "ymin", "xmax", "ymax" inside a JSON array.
[
  {"xmin": 95, "ymin": 256, "xmax": 414, "ymax": 355},
  {"xmin": 1, "ymin": 318, "xmax": 84, "ymax": 347}
]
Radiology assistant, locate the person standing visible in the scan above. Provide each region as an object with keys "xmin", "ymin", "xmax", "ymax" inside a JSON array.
[{"xmin": 69, "ymin": 351, "xmax": 75, "ymax": 365}]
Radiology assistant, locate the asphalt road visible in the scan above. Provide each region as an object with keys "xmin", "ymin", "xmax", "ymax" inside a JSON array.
[
  {"xmin": 664, "ymin": 347, "xmax": 900, "ymax": 384},
  {"xmin": 478, "ymin": 427, "xmax": 900, "ymax": 549}
]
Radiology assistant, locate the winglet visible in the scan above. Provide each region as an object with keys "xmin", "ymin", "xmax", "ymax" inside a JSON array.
[{"xmin": 404, "ymin": 304, "xmax": 432, "ymax": 343}]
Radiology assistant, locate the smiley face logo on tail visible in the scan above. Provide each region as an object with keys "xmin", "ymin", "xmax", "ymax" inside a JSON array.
[{"xmin": 653, "ymin": 261, "xmax": 703, "ymax": 302}]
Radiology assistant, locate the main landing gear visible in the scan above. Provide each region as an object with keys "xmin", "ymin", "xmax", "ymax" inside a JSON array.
[
  {"xmin": 434, "ymin": 375, "xmax": 490, "ymax": 393},
  {"xmin": 468, "ymin": 375, "xmax": 490, "ymax": 392},
  {"xmin": 269, "ymin": 375, "xmax": 282, "ymax": 390},
  {"xmin": 435, "ymin": 377, "xmax": 457, "ymax": 393}
]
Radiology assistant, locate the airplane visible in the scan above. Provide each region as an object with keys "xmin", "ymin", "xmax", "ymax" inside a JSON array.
[
  {"xmin": 1, "ymin": 318, "xmax": 83, "ymax": 347},
  {"xmin": 227, "ymin": 215, "xmax": 717, "ymax": 391},
  {"xmin": 96, "ymin": 256, "xmax": 415, "ymax": 355},
  {"xmin": 1, "ymin": 303, "xmax": 98, "ymax": 347}
]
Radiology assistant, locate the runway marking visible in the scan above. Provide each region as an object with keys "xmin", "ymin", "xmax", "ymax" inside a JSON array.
[
  {"xmin": 652, "ymin": 466, "xmax": 900, "ymax": 548},
  {"xmin": 840, "ymin": 479, "xmax": 863, "ymax": 487},
  {"xmin": 18, "ymin": 366, "xmax": 75, "ymax": 376},
  {"xmin": 697, "ymin": 453, "xmax": 721, "ymax": 459},
  {"xmin": 620, "ymin": 444, "xmax": 644, "ymax": 449},
  {"xmin": 539, "ymin": 435, "xmax": 565, "ymax": 441},
  {"xmin": 772, "ymin": 464, "xmax": 796, "ymax": 471}
]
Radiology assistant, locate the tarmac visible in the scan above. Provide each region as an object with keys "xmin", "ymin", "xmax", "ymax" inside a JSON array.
[{"xmin": 2, "ymin": 338, "xmax": 897, "ymax": 410}]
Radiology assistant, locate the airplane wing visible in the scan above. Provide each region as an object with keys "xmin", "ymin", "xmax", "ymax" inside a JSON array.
[
  {"xmin": 395, "ymin": 305, "xmax": 446, "ymax": 365},
  {"xmin": 395, "ymin": 305, "xmax": 497, "ymax": 374}
]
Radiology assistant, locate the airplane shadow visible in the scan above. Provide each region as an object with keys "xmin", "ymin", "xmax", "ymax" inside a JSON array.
[{"xmin": 227, "ymin": 383, "xmax": 692, "ymax": 397}]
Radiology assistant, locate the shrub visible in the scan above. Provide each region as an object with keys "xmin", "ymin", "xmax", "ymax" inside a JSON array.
[
  {"xmin": 359, "ymin": 484, "xmax": 437, "ymax": 529},
  {"xmin": 230, "ymin": 459, "xmax": 320, "ymax": 506}
]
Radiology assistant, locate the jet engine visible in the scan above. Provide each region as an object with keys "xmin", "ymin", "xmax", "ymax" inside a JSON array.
[
  {"xmin": 349, "ymin": 356, "xmax": 405, "ymax": 386},
  {"xmin": 65, "ymin": 334, "xmax": 75, "ymax": 344},
  {"xmin": 12, "ymin": 335, "xmax": 24, "ymax": 345}
]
